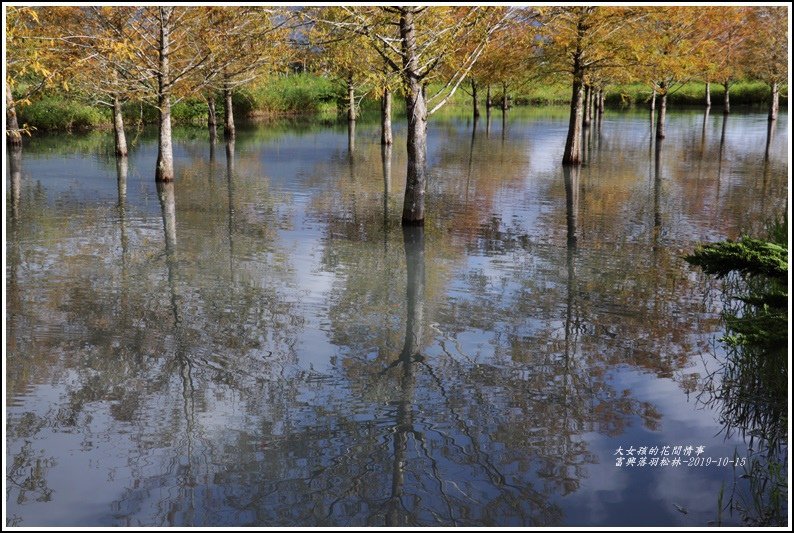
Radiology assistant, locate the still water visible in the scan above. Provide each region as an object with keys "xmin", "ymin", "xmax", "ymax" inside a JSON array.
[{"xmin": 6, "ymin": 107, "xmax": 788, "ymax": 526}]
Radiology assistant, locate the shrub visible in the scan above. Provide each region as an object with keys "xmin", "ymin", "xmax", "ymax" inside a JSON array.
[{"xmin": 17, "ymin": 96, "xmax": 107, "ymax": 132}]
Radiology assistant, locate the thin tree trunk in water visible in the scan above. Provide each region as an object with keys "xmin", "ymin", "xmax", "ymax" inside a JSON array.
[
  {"xmin": 382, "ymin": 143, "xmax": 392, "ymax": 228},
  {"xmin": 564, "ymin": 165, "xmax": 579, "ymax": 243},
  {"xmin": 764, "ymin": 115, "xmax": 775, "ymax": 161},
  {"xmin": 6, "ymin": 84, "xmax": 22, "ymax": 146},
  {"xmin": 705, "ymin": 81, "xmax": 711, "ymax": 108},
  {"xmin": 156, "ymin": 181, "xmax": 180, "ymax": 323},
  {"xmin": 562, "ymin": 55, "xmax": 584, "ymax": 166},
  {"xmin": 501, "ymin": 82, "xmax": 508, "ymax": 112},
  {"xmin": 723, "ymin": 81, "xmax": 730, "ymax": 114},
  {"xmin": 400, "ymin": 8, "xmax": 428, "ymax": 225},
  {"xmin": 207, "ymin": 94, "xmax": 217, "ymax": 141},
  {"xmin": 656, "ymin": 85, "xmax": 667, "ymax": 140},
  {"xmin": 348, "ymin": 118, "xmax": 355, "ymax": 154},
  {"xmin": 768, "ymin": 80, "xmax": 779, "ymax": 121},
  {"xmin": 117, "ymin": 156, "xmax": 129, "ymax": 271},
  {"xmin": 381, "ymin": 87, "xmax": 392, "ymax": 145},
  {"xmin": 485, "ymin": 84, "xmax": 492, "ymax": 135},
  {"xmin": 650, "ymin": 87, "xmax": 656, "ymax": 111},
  {"xmin": 223, "ymin": 84, "xmax": 235, "ymax": 140},
  {"xmin": 9, "ymin": 144, "xmax": 22, "ymax": 221},
  {"xmin": 583, "ymin": 84, "xmax": 591, "ymax": 127},
  {"xmin": 155, "ymin": 7, "xmax": 174, "ymax": 182},
  {"xmin": 112, "ymin": 94, "xmax": 128, "ymax": 157},
  {"xmin": 347, "ymin": 76, "xmax": 356, "ymax": 122},
  {"xmin": 653, "ymin": 139, "xmax": 662, "ymax": 249},
  {"xmin": 700, "ymin": 107, "xmax": 710, "ymax": 155},
  {"xmin": 471, "ymin": 78, "xmax": 480, "ymax": 119}
]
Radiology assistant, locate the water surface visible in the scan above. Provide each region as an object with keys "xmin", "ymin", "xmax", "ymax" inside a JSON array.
[{"xmin": 6, "ymin": 107, "xmax": 788, "ymax": 526}]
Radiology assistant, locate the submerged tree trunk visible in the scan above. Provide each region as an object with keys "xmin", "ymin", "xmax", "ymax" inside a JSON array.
[
  {"xmin": 705, "ymin": 81, "xmax": 711, "ymax": 108},
  {"xmin": 400, "ymin": 8, "xmax": 428, "ymax": 225},
  {"xmin": 768, "ymin": 80, "xmax": 779, "ymax": 121},
  {"xmin": 471, "ymin": 78, "xmax": 480, "ymax": 119},
  {"xmin": 155, "ymin": 7, "xmax": 174, "ymax": 182},
  {"xmin": 347, "ymin": 118, "xmax": 355, "ymax": 154},
  {"xmin": 583, "ymin": 84, "xmax": 592, "ymax": 127},
  {"xmin": 382, "ymin": 143, "xmax": 392, "ymax": 228},
  {"xmin": 157, "ymin": 181, "xmax": 180, "ymax": 323},
  {"xmin": 656, "ymin": 84, "xmax": 667, "ymax": 140},
  {"xmin": 723, "ymin": 80, "xmax": 731, "ymax": 114},
  {"xmin": 9, "ymin": 144, "xmax": 22, "ymax": 220},
  {"xmin": 381, "ymin": 86, "xmax": 392, "ymax": 145},
  {"xmin": 223, "ymin": 84, "xmax": 235, "ymax": 140},
  {"xmin": 485, "ymin": 84, "xmax": 492, "ymax": 135},
  {"xmin": 207, "ymin": 94, "xmax": 217, "ymax": 141},
  {"xmin": 653, "ymin": 138, "xmax": 663, "ymax": 249},
  {"xmin": 764, "ymin": 115, "xmax": 775, "ymax": 161},
  {"xmin": 6, "ymin": 80, "xmax": 22, "ymax": 146},
  {"xmin": 112, "ymin": 94, "xmax": 128, "ymax": 157},
  {"xmin": 562, "ymin": 54, "xmax": 585, "ymax": 166},
  {"xmin": 564, "ymin": 165, "xmax": 580, "ymax": 243}
]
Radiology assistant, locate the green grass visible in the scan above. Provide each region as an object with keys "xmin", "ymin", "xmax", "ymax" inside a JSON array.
[
  {"xmin": 17, "ymin": 95, "xmax": 107, "ymax": 132},
  {"xmin": 234, "ymin": 73, "xmax": 338, "ymax": 116},
  {"xmin": 605, "ymin": 80, "xmax": 788, "ymax": 107}
]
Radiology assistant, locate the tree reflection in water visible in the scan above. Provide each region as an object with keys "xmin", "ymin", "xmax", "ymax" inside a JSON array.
[{"xmin": 5, "ymin": 111, "xmax": 788, "ymax": 527}]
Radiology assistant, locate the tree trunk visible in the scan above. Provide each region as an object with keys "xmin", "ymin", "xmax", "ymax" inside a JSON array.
[
  {"xmin": 156, "ymin": 181, "xmax": 179, "ymax": 323},
  {"xmin": 583, "ymin": 84, "xmax": 591, "ymax": 127},
  {"xmin": 764, "ymin": 115, "xmax": 775, "ymax": 161},
  {"xmin": 400, "ymin": 8, "xmax": 428, "ymax": 225},
  {"xmin": 6, "ymin": 83, "xmax": 22, "ymax": 146},
  {"xmin": 723, "ymin": 81, "xmax": 730, "ymax": 114},
  {"xmin": 656, "ymin": 84, "xmax": 667, "ymax": 140},
  {"xmin": 347, "ymin": 76, "xmax": 356, "ymax": 122},
  {"xmin": 471, "ymin": 78, "xmax": 480, "ymax": 119},
  {"xmin": 223, "ymin": 84, "xmax": 235, "ymax": 140},
  {"xmin": 382, "ymin": 143, "xmax": 392, "ymax": 226},
  {"xmin": 401, "ymin": 225, "xmax": 425, "ymax": 359},
  {"xmin": 501, "ymin": 82, "xmax": 508, "ymax": 112},
  {"xmin": 705, "ymin": 81, "xmax": 711, "ymax": 108},
  {"xmin": 9, "ymin": 144, "xmax": 22, "ymax": 221},
  {"xmin": 117, "ymin": 156, "xmax": 129, "ymax": 265},
  {"xmin": 650, "ymin": 87, "xmax": 656, "ymax": 111},
  {"xmin": 562, "ymin": 54, "xmax": 584, "ymax": 166},
  {"xmin": 112, "ymin": 94, "xmax": 128, "ymax": 157},
  {"xmin": 155, "ymin": 7, "xmax": 174, "ymax": 182},
  {"xmin": 207, "ymin": 94, "xmax": 217, "ymax": 140},
  {"xmin": 485, "ymin": 84, "xmax": 492, "ymax": 135},
  {"xmin": 563, "ymin": 165, "xmax": 579, "ymax": 243},
  {"xmin": 768, "ymin": 80, "xmax": 779, "ymax": 121},
  {"xmin": 347, "ymin": 118, "xmax": 355, "ymax": 154},
  {"xmin": 653, "ymin": 138, "xmax": 662, "ymax": 246},
  {"xmin": 381, "ymin": 86, "xmax": 392, "ymax": 145}
]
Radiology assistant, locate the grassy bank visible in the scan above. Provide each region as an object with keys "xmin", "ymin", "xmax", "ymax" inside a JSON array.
[
  {"xmin": 14, "ymin": 74, "xmax": 787, "ymax": 133},
  {"xmin": 605, "ymin": 80, "xmax": 788, "ymax": 107}
]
